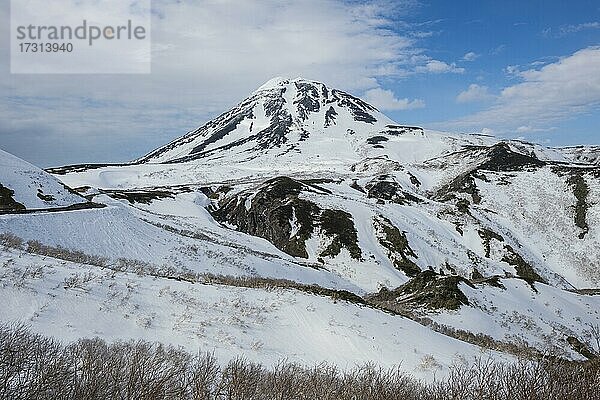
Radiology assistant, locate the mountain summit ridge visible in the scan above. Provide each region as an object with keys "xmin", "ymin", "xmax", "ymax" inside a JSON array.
[{"xmin": 136, "ymin": 77, "xmax": 600, "ymax": 174}]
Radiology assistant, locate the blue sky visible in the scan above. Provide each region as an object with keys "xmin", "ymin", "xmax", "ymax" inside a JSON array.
[
  {"xmin": 1, "ymin": 0, "xmax": 599, "ymax": 166},
  {"xmin": 380, "ymin": 0, "xmax": 600, "ymax": 146}
]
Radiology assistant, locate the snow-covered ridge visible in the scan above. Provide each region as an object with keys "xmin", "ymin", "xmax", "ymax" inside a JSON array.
[
  {"xmin": 136, "ymin": 76, "xmax": 600, "ymax": 169},
  {"xmin": 255, "ymin": 75, "xmax": 291, "ymax": 91},
  {"xmin": 558, "ymin": 145, "xmax": 600, "ymax": 165}
]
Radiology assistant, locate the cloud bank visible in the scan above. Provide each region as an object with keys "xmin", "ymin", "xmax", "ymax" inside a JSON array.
[
  {"xmin": 456, "ymin": 84, "xmax": 493, "ymax": 103},
  {"xmin": 441, "ymin": 47, "xmax": 600, "ymax": 134},
  {"xmin": 365, "ymin": 88, "xmax": 425, "ymax": 110}
]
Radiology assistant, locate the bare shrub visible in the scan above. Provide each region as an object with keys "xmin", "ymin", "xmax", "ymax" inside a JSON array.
[
  {"xmin": 219, "ymin": 357, "xmax": 263, "ymax": 399},
  {"xmin": 187, "ymin": 351, "xmax": 221, "ymax": 399},
  {"xmin": 62, "ymin": 272, "xmax": 95, "ymax": 290},
  {"xmin": 0, "ymin": 323, "xmax": 72, "ymax": 400},
  {"xmin": 201, "ymin": 274, "xmax": 366, "ymax": 306},
  {"xmin": 433, "ymin": 356, "xmax": 600, "ymax": 400},
  {"xmin": 1, "ymin": 233, "xmax": 201, "ymax": 284},
  {"xmin": 115, "ymin": 258, "xmax": 157, "ymax": 275},
  {"xmin": 26, "ymin": 240, "xmax": 108, "ymax": 267},
  {"xmin": 0, "ymin": 233, "xmax": 24, "ymax": 250},
  {"xmin": 0, "ymin": 324, "xmax": 599, "ymax": 400}
]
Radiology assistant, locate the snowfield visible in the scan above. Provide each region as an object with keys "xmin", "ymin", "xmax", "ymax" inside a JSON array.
[
  {"xmin": 0, "ymin": 194, "xmax": 361, "ymax": 293},
  {"xmin": 0, "ymin": 249, "xmax": 504, "ymax": 380}
]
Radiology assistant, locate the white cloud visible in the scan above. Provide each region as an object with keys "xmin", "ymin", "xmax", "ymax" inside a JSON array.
[
  {"xmin": 410, "ymin": 31, "xmax": 435, "ymax": 38},
  {"xmin": 440, "ymin": 47, "xmax": 600, "ymax": 134},
  {"xmin": 561, "ymin": 21, "xmax": 600, "ymax": 34},
  {"xmin": 456, "ymin": 84, "xmax": 493, "ymax": 103},
  {"xmin": 516, "ymin": 126, "xmax": 534, "ymax": 133},
  {"xmin": 364, "ymin": 88, "xmax": 425, "ymax": 110},
  {"xmin": 504, "ymin": 65, "xmax": 520, "ymax": 75},
  {"xmin": 462, "ymin": 52, "xmax": 479, "ymax": 61},
  {"xmin": 541, "ymin": 27, "xmax": 552, "ymax": 37},
  {"xmin": 515, "ymin": 126, "xmax": 557, "ymax": 134},
  {"xmin": 490, "ymin": 44, "xmax": 506, "ymax": 55},
  {"xmin": 544, "ymin": 21, "xmax": 600, "ymax": 37},
  {"xmin": 416, "ymin": 60, "xmax": 465, "ymax": 74}
]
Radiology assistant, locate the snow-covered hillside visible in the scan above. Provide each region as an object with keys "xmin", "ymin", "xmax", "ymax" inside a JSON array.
[
  {"xmin": 1, "ymin": 77, "xmax": 599, "ymax": 377},
  {"xmin": 0, "ymin": 149, "xmax": 88, "ymax": 211},
  {"xmin": 0, "ymin": 247, "xmax": 508, "ymax": 380}
]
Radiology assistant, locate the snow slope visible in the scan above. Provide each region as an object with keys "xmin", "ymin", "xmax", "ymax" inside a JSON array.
[
  {"xmin": 432, "ymin": 279, "xmax": 600, "ymax": 358},
  {"xmin": 0, "ymin": 149, "xmax": 87, "ymax": 210},
  {"xmin": 0, "ymin": 248, "xmax": 506, "ymax": 380},
  {"xmin": 0, "ymin": 194, "xmax": 363, "ymax": 293}
]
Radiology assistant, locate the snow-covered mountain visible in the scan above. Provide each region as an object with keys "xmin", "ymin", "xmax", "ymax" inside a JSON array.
[
  {"xmin": 138, "ymin": 76, "xmax": 421, "ymax": 165},
  {"xmin": 2, "ymin": 77, "xmax": 599, "ymax": 379},
  {"xmin": 559, "ymin": 145, "xmax": 600, "ymax": 165}
]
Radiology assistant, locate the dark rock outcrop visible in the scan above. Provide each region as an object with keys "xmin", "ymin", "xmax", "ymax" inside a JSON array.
[
  {"xmin": 0, "ymin": 184, "xmax": 25, "ymax": 212},
  {"xmin": 211, "ymin": 177, "xmax": 361, "ymax": 260},
  {"xmin": 369, "ymin": 270, "xmax": 472, "ymax": 311},
  {"xmin": 373, "ymin": 216, "xmax": 420, "ymax": 277},
  {"xmin": 366, "ymin": 176, "xmax": 422, "ymax": 205}
]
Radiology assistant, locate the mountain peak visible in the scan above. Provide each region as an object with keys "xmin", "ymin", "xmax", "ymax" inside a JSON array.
[
  {"xmin": 256, "ymin": 76, "xmax": 319, "ymax": 92},
  {"xmin": 139, "ymin": 77, "xmax": 419, "ymax": 165}
]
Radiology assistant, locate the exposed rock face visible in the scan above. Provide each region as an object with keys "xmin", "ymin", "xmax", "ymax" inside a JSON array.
[
  {"xmin": 477, "ymin": 228, "xmax": 505, "ymax": 258},
  {"xmin": 368, "ymin": 270, "xmax": 472, "ymax": 311},
  {"xmin": 102, "ymin": 186, "xmax": 193, "ymax": 205},
  {"xmin": 294, "ymin": 81, "xmax": 321, "ymax": 121},
  {"xmin": 319, "ymin": 209, "xmax": 362, "ymax": 260},
  {"xmin": 566, "ymin": 171, "xmax": 590, "ymax": 239},
  {"xmin": 212, "ymin": 177, "xmax": 317, "ymax": 258},
  {"xmin": 0, "ymin": 184, "xmax": 25, "ymax": 212},
  {"xmin": 366, "ymin": 136, "xmax": 389, "ymax": 145},
  {"xmin": 366, "ymin": 176, "xmax": 422, "ymax": 205},
  {"xmin": 211, "ymin": 177, "xmax": 361, "ymax": 260},
  {"xmin": 36, "ymin": 190, "xmax": 55, "ymax": 202},
  {"xmin": 373, "ymin": 216, "xmax": 420, "ymax": 277},
  {"xmin": 324, "ymin": 106, "xmax": 337, "ymax": 127},
  {"xmin": 329, "ymin": 88, "xmax": 378, "ymax": 124},
  {"xmin": 478, "ymin": 143, "xmax": 546, "ymax": 172},
  {"xmin": 383, "ymin": 125, "xmax": 424, "ymax": 136},
  {"xmin": 502, "ymin": 245, "xmax": 547, "ymax": 286}
]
